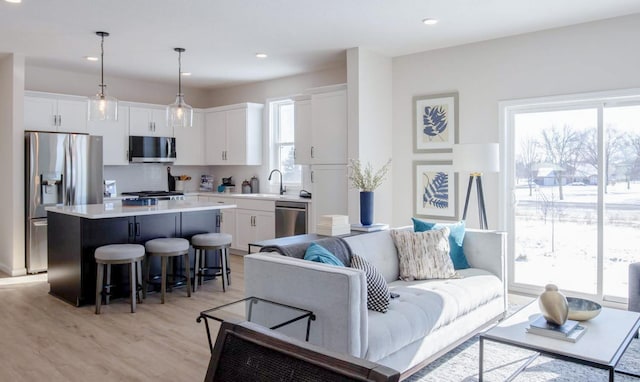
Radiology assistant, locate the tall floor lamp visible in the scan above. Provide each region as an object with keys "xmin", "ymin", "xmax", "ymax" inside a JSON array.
[{"xmin": 452, "ymin": 143, "xmax": 499, "ymax": 229}]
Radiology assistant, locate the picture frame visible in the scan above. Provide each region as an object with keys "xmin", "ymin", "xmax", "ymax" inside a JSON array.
[
  {"xmin": 413, "ymin": 160, "xmax": 458, "ymax": 220},
  {"xmin": 412, "ymin": 92, "xmax": 458, "ymax": 153}
]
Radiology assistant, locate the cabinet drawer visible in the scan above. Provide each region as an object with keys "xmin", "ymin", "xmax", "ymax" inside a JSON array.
[{"xmin": 235, "ymin": 199, "xmax": 274, "ymax": 212}]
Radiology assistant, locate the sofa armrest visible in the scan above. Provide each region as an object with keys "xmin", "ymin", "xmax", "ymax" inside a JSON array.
[
  {"xmin": 463, "ymin": 229, "xmax": 507, "ymax": 312},
  {"xmin": 244, "ymin": 253, "xmax": 368, "ymax": 357}
]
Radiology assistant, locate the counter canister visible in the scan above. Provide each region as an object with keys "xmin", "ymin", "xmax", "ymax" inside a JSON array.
[{"xmin": 250, "ymin": 176, "xmax": 259, "ymax": 193}]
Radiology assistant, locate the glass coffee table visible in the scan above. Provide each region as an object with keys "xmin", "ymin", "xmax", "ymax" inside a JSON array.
[
  {"xmin": 197, "ymin": 296, "xmax": 315, "ymax": 353},
  {"xmin": 479, "ymin": 301, "xmax": 640, "ymax": 381}
]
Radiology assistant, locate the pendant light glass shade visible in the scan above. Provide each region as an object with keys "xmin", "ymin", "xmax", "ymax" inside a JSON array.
[
  {"xmin": 88, "ymin": 31, "xmax": 118, "ymax": 121},
  {"xmin": 167, "ymin": 48, "xmax": 193, "ymax": 128}
]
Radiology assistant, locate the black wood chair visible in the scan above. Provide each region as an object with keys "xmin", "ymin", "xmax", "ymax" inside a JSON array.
[{"xmin": 205, "ymin": 321, "xmax": 399, "ymax": 382}]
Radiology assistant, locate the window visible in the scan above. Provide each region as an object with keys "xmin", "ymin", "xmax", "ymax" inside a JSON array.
[
  {"xmin": 270, "ymin": 99, "xmax": 301, "ymax": 185},
  {"xmin": 502, "ymin": 90, "xmax": 640, "ymax": 305}
]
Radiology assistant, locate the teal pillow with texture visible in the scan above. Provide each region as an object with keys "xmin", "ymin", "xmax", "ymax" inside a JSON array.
[
  {"xmin": 303, "ymin": 243, "xmax": 345, "ymax": 267},
  {"xmin": 411, "ymin": 218, "xmax": 470, "ymax": 270}
]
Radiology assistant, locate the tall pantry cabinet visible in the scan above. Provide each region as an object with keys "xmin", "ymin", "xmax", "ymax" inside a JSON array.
[{"xmin": 294, "ymin": 85, "xmax": 348, "ymax": 232}]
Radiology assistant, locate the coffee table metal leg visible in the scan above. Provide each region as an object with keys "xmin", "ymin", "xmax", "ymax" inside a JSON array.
[{"xmin": 479, "ymin": 336, "xmax": 484, "ymax": 382}]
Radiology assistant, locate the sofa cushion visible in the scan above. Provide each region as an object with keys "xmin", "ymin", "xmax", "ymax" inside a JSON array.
[
  {"xmin": 391, "ymin": 228, "xmax": 457, "ymax": 280},
  {"xmin": 412, "ymin": 218, "xmax": 470, "ymax": 270},
  {"xmin": 364, "ymin": 268, "xmax": 503, "ymax": 362},
  {"xmin": 304, "ymin": 243, "xmax": 345, "ymax": 266},
  {"xmin": 343, "ymin": 229, "xmax": 402, "ymax": 283},
  {"xmin": 351, "ymin": 254, "xmax": 390, "ymax": 313}
]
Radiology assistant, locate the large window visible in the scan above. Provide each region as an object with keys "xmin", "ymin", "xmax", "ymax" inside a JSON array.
[
  {"xmin": 269, "ymin": 99, "xmax": 301, "ymax": 185},
  {"xmin": 503, "ymin": 90, "xmax": 640, "ymax": 305}
]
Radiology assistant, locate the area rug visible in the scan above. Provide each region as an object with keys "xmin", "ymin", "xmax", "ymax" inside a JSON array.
[{"xmin": 406, "ymin": 309, "xmax": 640, "ymax": 382}]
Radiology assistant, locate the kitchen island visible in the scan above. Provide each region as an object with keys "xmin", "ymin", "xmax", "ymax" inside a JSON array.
[{"xmin": 46, "ymin": 200, "xmax": 236, "ymax": 306}]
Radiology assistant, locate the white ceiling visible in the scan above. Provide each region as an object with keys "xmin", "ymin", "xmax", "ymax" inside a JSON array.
[{"xmin": 1, "ymin": 0, "xmax": 639, "ymax": 90}]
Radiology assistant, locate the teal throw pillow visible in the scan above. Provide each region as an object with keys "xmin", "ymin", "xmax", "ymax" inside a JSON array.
[
  {"xmin": 304, "ymin": 243, "xmax": 345, "ymax": 267},
  {"xmin": 411, "ymin": 218, "xmax": 470, "ymax": 270}
]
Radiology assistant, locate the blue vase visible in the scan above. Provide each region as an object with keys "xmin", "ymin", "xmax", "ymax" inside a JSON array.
[{"xmin": 360, "ymin": 191, "xmax": 374, "ymax": 226}]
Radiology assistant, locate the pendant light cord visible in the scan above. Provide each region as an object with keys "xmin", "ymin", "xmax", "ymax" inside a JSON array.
[
  {"xmin": 177, "ymin": 49, "xmax": 183, "ymax": 96},
  {"xmin": 100, "ymin": 34, "xmax": 105, "ymax": 94}
]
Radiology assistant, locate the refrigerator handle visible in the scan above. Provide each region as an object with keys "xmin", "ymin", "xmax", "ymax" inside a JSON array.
[
  {"xmin": 61, "ymin": 173, "xmax": 67, "ymax": 206},
  {"xmin": 64, "ymin": 140, "xmax": 72, "ymax": 205}
]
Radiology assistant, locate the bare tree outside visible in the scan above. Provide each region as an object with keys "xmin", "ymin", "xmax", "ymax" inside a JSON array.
[
  {"xmin": 582, "ymin": 126, "xmax": 628, "ymax": 193},
  {"xmin": 541, "ymin": 124, "xmax": 585, "ymax": 200},
  {"xmin": 518, "ymin": 137, "xmax": 541, "ymax": 196}
]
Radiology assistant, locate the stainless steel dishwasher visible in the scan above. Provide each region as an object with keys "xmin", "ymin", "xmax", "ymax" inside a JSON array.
[{"xmin": 275, "ymin": 201, "xmax": 308, "ymax": 238}]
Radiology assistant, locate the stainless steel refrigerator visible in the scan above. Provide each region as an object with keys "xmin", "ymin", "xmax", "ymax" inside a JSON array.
[{"xmin": 25, "ymin": 132, "xmax": 103, "ymax": 273}]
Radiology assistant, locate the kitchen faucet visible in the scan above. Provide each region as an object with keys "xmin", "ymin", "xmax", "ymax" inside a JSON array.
[{"xmin": 268, "ymin": 169, "xmax": 286, "ymax": 195}]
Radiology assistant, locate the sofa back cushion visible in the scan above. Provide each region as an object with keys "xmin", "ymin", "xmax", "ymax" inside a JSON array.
[{"xmin": 343, "ymin": 230, "xmax": 402, "ymax": 283}]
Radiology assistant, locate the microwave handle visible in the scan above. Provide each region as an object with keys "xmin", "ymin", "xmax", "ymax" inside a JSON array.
[{"xmin": 167, "ymin": 138, "xmax": 172, "ymax": 156}]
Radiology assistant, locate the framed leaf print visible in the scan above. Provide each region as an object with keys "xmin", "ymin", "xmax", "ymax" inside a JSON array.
[
  {"xmin": 413, "ymin": 92, "xmax": 458, "ymax": 153},
  {"xmin": 413, "ymin": 161, "xmax": 458, "ymax": 220}
]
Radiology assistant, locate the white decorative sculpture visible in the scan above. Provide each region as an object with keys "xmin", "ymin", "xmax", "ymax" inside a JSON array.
[{"xmin": 538, "ymin": 284, "xmax": 569, "ymax": 326}]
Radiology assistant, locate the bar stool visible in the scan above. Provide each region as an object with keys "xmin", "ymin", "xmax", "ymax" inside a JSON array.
[
  {"xmin": 191, "ymin": 233, "xmax": 232, "ymax": 292},
  {"xmin": 94, "ymin": 244, "xmax": 145, "ymax": 314},
  {"xmin": 143, "ymin": 238, "xmax": 191, "ymax": 304}
]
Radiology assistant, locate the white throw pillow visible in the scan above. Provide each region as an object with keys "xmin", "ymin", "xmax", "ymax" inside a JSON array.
[{"xmin": 391, "ymin": 227, "xmax": 457, "ymax": 280}]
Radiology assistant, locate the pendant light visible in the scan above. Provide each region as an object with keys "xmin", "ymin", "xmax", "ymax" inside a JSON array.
[
  {"xmin": 167, "ymin": 47, "xmax": 193, "ymax": 128},
  {"xmin": 88, "ymin": 31, "xmax": 118, "ymax": 121}
]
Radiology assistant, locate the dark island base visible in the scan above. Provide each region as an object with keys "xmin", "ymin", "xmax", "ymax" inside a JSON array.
[{"xmin": 47, "ymin": 210, "xmax": 220, "ymax": 307}]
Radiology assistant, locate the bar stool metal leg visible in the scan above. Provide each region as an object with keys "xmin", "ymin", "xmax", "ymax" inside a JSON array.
[
  {"xmin": 95, "ymin": 263, "xmax": 104, "ymax": 314},
  {"xmin": 129, "ymin": 261, "xmax": 137, "ymax": 313},
  {"xmin": 160, "ymin": 256, "xmax": 167, "ymax": 304}
]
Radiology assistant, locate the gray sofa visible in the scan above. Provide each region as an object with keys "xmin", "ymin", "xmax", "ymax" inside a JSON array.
[{"xmin": 244, "ymin": 228, "xmax": 507, "ymax": 378}]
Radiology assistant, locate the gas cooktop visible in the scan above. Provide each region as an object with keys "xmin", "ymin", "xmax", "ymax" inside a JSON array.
[
  {"xmin": 122, "ymin": 190, "xmax": 184, "ymax": 197},
  {"xmin": 121, "ymin": 190, "xmax": 185, "ymax": 200}
]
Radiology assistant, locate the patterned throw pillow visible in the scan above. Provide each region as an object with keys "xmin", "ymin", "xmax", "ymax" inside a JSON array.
[
  {"xmin": 390, "ymin": 227, "xmax": 457, "ymax": 280},
  {"xmin": 412, "ymin": 218, "xmax": 470, "ymax": 270},
  {"xmin": 350, "ymin": 254, "xmax": 390, "ymax": 313}
]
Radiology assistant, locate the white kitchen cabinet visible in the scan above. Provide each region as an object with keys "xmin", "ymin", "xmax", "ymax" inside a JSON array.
[
  {"xmin": 234, "ymin": 198, "xmax": 275, "ymax": 251},
  {"xmin": 293, "ymin": 96, "xmax": 312, "ymax": 165},
  {"xmin": 310, "ymin": 164, "xmax": 348, "ymax": 232},
  {"xmin": 199, "ymin": 196, "xmax": 237, "ymax": 248},
  {"xmin": 88, "ymin": 105, "xmax": 130, "ymax": 165},
  {"xmin": 174, "ymin": 110, "xmax": 205, "ymax": 165},
  {"xmin": 24, "ymin": 92, "xmax": 88, "ymax": 133},
  {"xmin": 129, "ymin": 106, "xmax": 174, "ymax": 137},
  {"xmin": 204, "ymin": 103, "xmax": 263, "ymax": 165},
  {"xmin": 293, "ymin": 87, "xmax": 347, "ymax": 165}
]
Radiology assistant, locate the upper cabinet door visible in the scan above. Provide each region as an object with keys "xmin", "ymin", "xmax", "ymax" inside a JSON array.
[
  {"xmin": 129, "ymin": 107, "xmax": 154, "ymax": 136},
  {"xmin": 129, "ymin": 106, "xmax": 173, "ymax": 137},
  {"xmin": 24, "ymin": 93, "xmax": 88, "ymax": 133},
  {"xmin": 174, "ymin": 110, "xmax": 205, "ymax": 165},
  {"xmin": 24, "ymin": 96, "xmax": 57, "ymax": 131},
  {"xmin": 151, "ymin": 108, "xmax": 174, "ymax": 137},
  {"xmin": 225, "ymin": 108, "xmax": 247, "ymax": 165},
  {"xmin": 204, "ymin": 110, "xmax": 227, "ymax": 165},
  {"xmin": 56, "ymin": 99, "xmax": 88, "ymax": 133},
  {"xmin": 88, "ymin": 105, "xmax": 130, "ymax": 165},
  {"xmin": 293, "ymin": 98, "xmax": 312, "ymax": 165},
  {"xmin": 311, "ymin": 90, "xmax": 347, "ymax": 164}
]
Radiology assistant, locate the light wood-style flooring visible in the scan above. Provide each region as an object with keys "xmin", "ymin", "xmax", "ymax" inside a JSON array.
[{"xmin": 0, "ymin": 254, "xmax": 246, "ymax": 382}]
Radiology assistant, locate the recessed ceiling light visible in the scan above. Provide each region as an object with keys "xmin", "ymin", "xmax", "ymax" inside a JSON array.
[
  {"xmin": 5, "ymin": 0, "xmax": 22, "ymax": 3},
  {"xmin": 181, "ymin": 72, "xmax": 192, "ymax": 76},
  {"xmin": 422, "ymin": 18, "xmax": 439, "ymax": 25},
  {"xmin": 255, "ymin": 53, "xmax": 268, "ymax": 59},
  {"xmin": 85, "ymin": 56, "xmax": 99, "ymax": 61}
]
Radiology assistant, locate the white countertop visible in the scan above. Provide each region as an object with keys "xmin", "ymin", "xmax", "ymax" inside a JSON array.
[{"xmin": 46, "ymin": 200, "xmax": 236, "ymax": 219}]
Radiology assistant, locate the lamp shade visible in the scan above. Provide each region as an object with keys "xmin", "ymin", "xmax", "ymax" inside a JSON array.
[{"xmin": 452, "ymin": 143, "xmax": 499, "ymax": 173}]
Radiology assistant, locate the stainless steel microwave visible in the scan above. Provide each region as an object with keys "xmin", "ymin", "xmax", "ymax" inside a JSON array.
[{"xmin": 128, "ymin": 136, "xmax": 176, "ymax": 163}]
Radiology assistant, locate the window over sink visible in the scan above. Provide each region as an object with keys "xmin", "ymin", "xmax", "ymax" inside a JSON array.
[{"xmin": 269, "ymin": 98, "xmax": 301, "ymax": 187}]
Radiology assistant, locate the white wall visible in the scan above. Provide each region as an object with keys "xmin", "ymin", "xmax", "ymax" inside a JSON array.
[
  {"xmin": 25, "ymin": 64, "xmax": 210, "ymax": 107},
  {"xmin": 0, "ymin": 54, "xmax": 26, "ymax": 275},
  {"xmin": 206, "ymin": 66, "xmax": 346, "ymax": 106},
  {"xmin": 346, "ymin": 48, "xmax": 393, "ymax": 225},
  {"xmin": 392, "ymin": 14, "xmax": 640, "ymax": 229}
]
